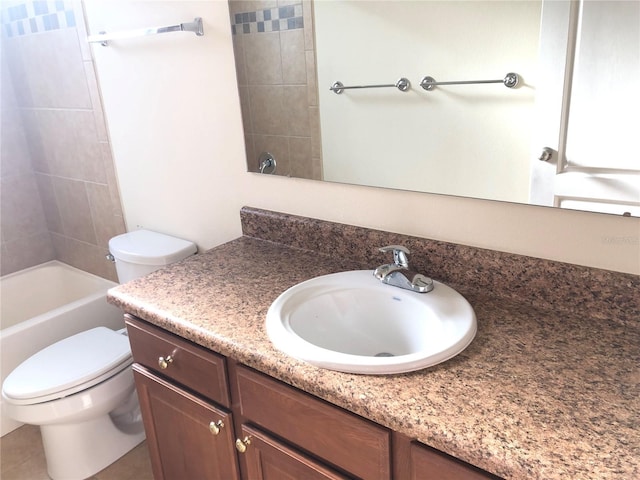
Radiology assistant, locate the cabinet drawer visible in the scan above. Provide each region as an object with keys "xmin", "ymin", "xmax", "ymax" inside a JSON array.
[
  {"xmin": 126, "ymin": 315, "xmax": 230, "ymax": 407},
  {"xmin": 234, "ymin": 365, "xmax": 391, "ymax": 480}
]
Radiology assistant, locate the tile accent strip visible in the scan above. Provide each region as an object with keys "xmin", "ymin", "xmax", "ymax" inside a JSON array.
[
  {"xmin": 231, "ymin": 3, "xmax": 303, "ymax": 35},
  {"xmin": 1, "ymin": 0, "xmax": 75, "ymax": 38}
]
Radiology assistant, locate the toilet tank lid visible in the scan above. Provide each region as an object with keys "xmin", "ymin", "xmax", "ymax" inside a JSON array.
[
  {"xmin": 2, "ymin": 327, "xmax": 132, "ymax": 403},
  {"xmin": 109, "ymin": 229, "xmax": 197, "ymax": 265}
]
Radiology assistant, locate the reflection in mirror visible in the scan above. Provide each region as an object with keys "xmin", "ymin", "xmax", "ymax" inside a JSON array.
[
  {"xmin": 229, "ymin": 0, "xmax": 322, "ymax": 179},
  {"xmin": 229, "ymin": 0, "xmax": 639, "ymax": 217}
]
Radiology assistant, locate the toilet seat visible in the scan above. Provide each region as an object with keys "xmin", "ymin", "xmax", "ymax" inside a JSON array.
[{"xmin": 2, "ymin": 327, "xmax": 132, "ymax": 406}]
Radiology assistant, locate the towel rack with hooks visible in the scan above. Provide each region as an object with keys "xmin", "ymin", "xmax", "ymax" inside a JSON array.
[
  {"xmin": 330, "ymin": 78, "xmax": 411, "ymax": 94},
  {"xmin": 419, "ymin": 73, "xmax": 520, "ymax": 91}
]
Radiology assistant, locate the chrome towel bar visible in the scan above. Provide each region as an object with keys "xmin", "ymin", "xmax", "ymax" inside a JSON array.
[
  {"xmin": 419, "ymin": 72, "xmax": 520, "ymax": 91},
  {"xmin": 88, "ymin": 17, "xmax": 204, "ymax": 46},
  {"xmin": 330, "ymin": 78, "xmax": 411, "ymax": 94}
]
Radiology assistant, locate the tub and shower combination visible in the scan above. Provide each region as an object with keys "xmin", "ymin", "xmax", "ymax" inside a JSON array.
[{"xmin": 0, "ymin": 261, "xmax": 124, "ymax": 436}]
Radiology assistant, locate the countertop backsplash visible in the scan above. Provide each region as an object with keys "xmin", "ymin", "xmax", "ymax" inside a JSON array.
[{"xmin": 240, "ymin": 206, "xmax": 639, "ymax": 326}]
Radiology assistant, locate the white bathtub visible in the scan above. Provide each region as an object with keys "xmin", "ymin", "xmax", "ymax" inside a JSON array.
[{"xmin": 0, "ymin": 261, "xmax": 125, "ymax": 436}]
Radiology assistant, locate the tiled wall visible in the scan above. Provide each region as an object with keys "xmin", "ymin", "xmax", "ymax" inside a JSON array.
[
  {"xmin": 0, "ymin": 0, "xmax": 125, "ymax": 280},
  {"xmin": 229, "ymin": 0, "xmax": 322, "ymax": 179}
]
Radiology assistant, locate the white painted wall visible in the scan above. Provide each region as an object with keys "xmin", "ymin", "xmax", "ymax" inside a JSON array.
[
  {"xmin": 85, "ymin": 0, "xmax": 639, "ymax": 275},
  {"xmin": 315, "ymin": 1, "xmax": 540, "ymax": 203}
]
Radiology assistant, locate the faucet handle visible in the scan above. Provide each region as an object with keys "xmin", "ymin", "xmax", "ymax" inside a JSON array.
[{"xmin": 378, "ymin": 245, "xmax": 410, "ymax": 268}]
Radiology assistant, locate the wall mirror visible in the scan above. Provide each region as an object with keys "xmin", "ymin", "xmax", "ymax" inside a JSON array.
[{"xmin": 229, "ymin": 0, "xmax": 639, "ymax": 217}]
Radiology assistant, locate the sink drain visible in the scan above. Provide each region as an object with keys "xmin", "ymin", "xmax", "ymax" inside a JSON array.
[{"xmin": 374, "ymin": 352, "xmax": 395, "ymax": 357}]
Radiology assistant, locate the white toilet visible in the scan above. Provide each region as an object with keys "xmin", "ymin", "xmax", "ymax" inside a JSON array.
[{"xmin": 2, "ymin": 229, "xmax": 196, "ymax": 480}]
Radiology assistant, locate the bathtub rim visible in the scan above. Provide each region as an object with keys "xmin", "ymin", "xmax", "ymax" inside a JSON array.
[{"xmin": 1, "ymin": 260, "xmax": 118, "ymax": 335}]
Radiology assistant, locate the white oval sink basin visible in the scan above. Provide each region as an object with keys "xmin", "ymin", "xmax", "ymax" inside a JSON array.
[{"xmin": 266, "ymin": 270, "xmax": 477, "ymax": 374}]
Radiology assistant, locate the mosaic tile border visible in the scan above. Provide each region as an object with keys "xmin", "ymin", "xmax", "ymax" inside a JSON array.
[
  {"xmin": 1, "ymin": 0, "xmax": 76, "ymax": 37},
  {"xmin": 232, "ymin": 3, "xmax": 303, "ymax": 35}
]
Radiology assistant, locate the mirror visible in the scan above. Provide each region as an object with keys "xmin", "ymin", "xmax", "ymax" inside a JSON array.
[{"xmin": 229, "ymin": 0, "xmax": 639, "ymax": 216}]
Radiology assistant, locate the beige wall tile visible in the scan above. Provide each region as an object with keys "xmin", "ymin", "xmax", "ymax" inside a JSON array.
[
  {"xmin": 283, "ymin": 85, "xmax": 310, "ymax": 136},
  {"xmin": 229, "ymin": 1, "xmax": 279, "ymax": 17},
  {"xmin": 34, "ymin": 173, "xmax": 64, "ymax": 234},
  {"xmin": 232, "ymin": 34, "xmax": 248, "ymax": 87},
  {"xmin": 0, "ymin": 174, "xmax": 48, "ymax": 242},
  {"xmin": 311, "ymin": 155, "xmax": 323, "ymax": 180},
  {"xmin": 0, "ymin": 243, "xmax": 7, "ymax": 271},
  {"xmin": 33, "ymin": 109, "xmax": 105, "ymax": 183},
  {"xmin": 249, "ymin": 85, "xmax": 287, "ymax": 135},
  {"xmin": 309, "ymin": 105, "xmax": 322, "ymax": 158},
  {"xmin": 289, "ymin": 136, "xmax": 312, "ymax": 178},
  {"xmin": 101, "ymin": 142, "xmax": 125, "ymax": 217},
  {"xmin": 51, "ymin": 233, "xmax": 117, "ymax": 281},
  {"xmin": 238, "ymin": 85, "xmax": 254, "ymax": 134},
  {"xmin": 52, "ymin": 177, "xmax": 97, "ymax": 244},
  {"xmin": 0, "ymin": 233, "xmax": 55, "ymax": 276},
  {"xmin": 245, "ymin": 134, "xmax": 257, "ymax": 170},
  {"xmin": 84, "ymin": 60, "xmax": 109, "ymax": 143},
  {"xmin": 1, "ymin": 45, "xmax": 18, "ymax": 109},
  {"xmin": 3, "ymin": 38, "xmax": 33, "ymax": 107},
  {"xmin": 86, "ymin": 182, "xmax": 126, "ymax": 248},
  {"xmin": 305, "ymin": 49, "xmax": 318, "ymax": 106},
  {"xmin": 1, "ymin": 109, "xmax": 32, "ymax": 178},
  {"xmin": 17, "ymin": 29, "xmax": 91, "ymax": 109},
  {"xmin": 20, "ymin": 110, "xmax": 48, "ymax": 174},
  {"xmin": 244, "ymin": 32, "xmax": 283, "ymax": 85},
  {"xmin": 280, "ymin": 29, "xmax": 306, "ymax": 84},
  {"xmin": 303, "ymin": 0, "xmax": 315, "ymax": 51}
]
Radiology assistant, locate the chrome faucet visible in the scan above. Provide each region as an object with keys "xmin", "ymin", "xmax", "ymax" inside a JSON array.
[{"xmin": 373, "ymin": 245, "xmax": 434, "ymax": 293}]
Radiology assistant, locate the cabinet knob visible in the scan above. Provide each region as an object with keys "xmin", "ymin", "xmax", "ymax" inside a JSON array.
[
  {"xmin": 235, "ymin": 436, "xmax": 252, "ymax": 453},
  {"xmin": 209, "ymin": 420, "xmax": 224, "ymax": 435},
  {"xmin": 158, "ymin": 355, "xmax": 173, "ymax": 369}
]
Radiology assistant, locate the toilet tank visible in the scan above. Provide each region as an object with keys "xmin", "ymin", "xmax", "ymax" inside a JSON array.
[{"xmin": 108, "ymin": 230, "xmax": 197, "ymax": 283}]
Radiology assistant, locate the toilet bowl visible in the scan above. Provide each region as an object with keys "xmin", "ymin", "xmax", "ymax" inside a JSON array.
[
  {"xmin": 2, "ymin": 327, "xmax": 143, "ymax": 480},
  {"xmin": 2, "ymin": 229, "xmax": 197, "ymax": 479}
]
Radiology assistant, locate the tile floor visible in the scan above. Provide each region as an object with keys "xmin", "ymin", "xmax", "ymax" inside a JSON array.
[{"xmin": 0, "ymin": 425, "xmax": 154, "ymax": 479}]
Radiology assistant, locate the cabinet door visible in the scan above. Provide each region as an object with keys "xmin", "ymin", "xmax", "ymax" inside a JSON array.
[
  {"xmin": 410, "ymin": 442, "xmax": 499, "ymax": 480},
  {"xmin": 133, "ymin": 365, "xmax": 240, "ymax": 480},
  {"xmin": 238, "ymin": 424, "xmax": 350, "ymax": 480}
]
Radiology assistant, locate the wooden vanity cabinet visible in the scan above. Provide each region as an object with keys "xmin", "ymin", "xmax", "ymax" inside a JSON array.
[
  {"xmin": 126, "ymin": 315, "xmax": 240, "ymax": 480},
  {"xmin": 126, "ymin": 315, "xmax": 500, "ymax": 480}
]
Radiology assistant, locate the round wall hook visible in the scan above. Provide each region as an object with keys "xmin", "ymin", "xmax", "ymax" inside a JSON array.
[
  {"xmin": 419, "ymin": 76, "xmax": 436, "ymax": 91},
  {"xmin": 503, "ymin": 72, "xmax": 520, "ymax": 88},
  {"xmin": 331, "ymin": 81, "xmax": 345, "ymax": 94},
  {"xmin": 395, "ymin": 77, "xmax": 411, "ymax": 92}
]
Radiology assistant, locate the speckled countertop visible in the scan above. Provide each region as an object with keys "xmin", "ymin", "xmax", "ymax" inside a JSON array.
[{"xmin": 107, "ymin": 208, "xmax": 639, "ymax": 480}]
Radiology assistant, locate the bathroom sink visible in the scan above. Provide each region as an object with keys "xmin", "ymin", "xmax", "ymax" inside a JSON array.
[{"xmin": 266, "ymin": 270, "xmax": 476, "ymax": 374}]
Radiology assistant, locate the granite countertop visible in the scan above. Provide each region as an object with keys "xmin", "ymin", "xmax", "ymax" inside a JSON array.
[{"xmin": 107, "ymin": 236, "xmax": 639, "ymax": 480}]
